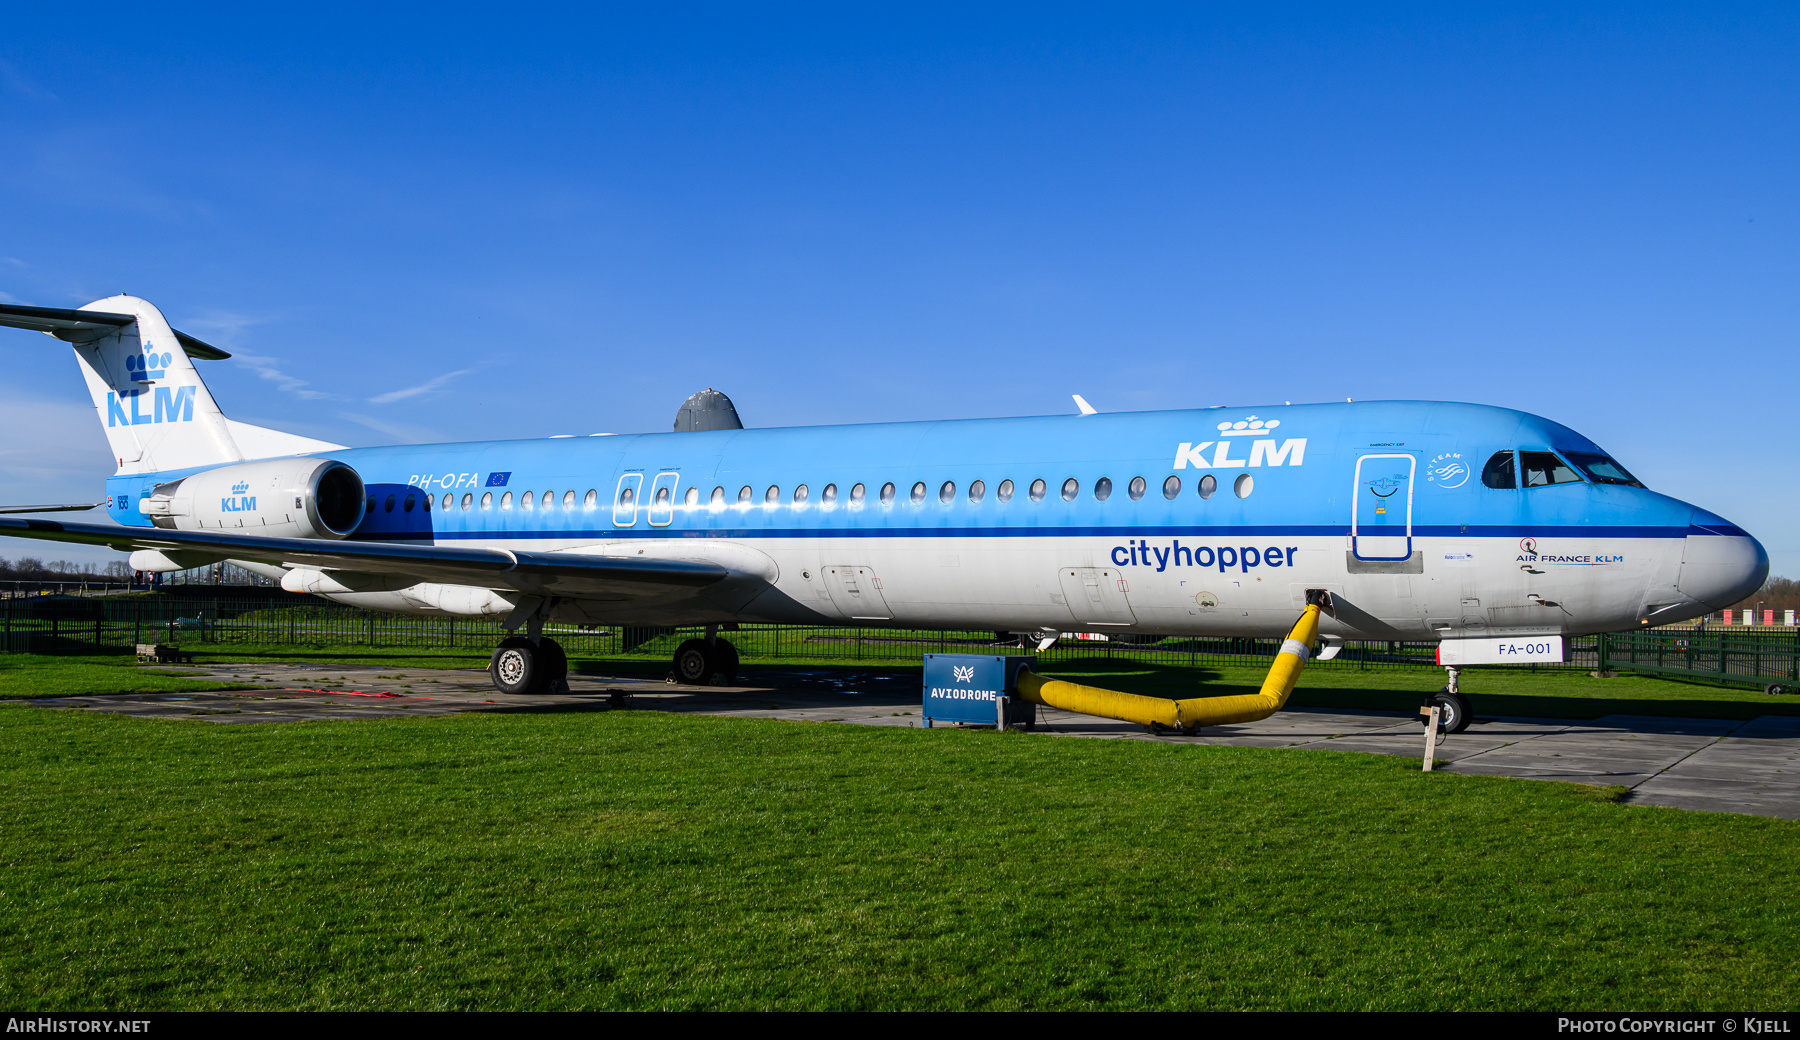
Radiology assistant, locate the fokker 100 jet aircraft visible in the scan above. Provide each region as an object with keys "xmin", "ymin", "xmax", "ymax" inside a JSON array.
[{"xmin": 0, "ymin": 296, "xmax": 1769, "ymax": 732}]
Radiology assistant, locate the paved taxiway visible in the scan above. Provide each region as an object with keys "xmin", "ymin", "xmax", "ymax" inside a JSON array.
[{"xmin": 26, "ymin": 662, "xmax": 1800, "ymax": 821}]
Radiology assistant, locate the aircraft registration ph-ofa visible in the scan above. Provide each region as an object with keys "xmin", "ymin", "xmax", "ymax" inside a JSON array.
[{"xmin": 0, "ymin": 295, "xmax": 1768, "ymax": 733}]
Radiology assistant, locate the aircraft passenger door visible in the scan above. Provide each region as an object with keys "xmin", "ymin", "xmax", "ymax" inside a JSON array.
[
  {"xmin": 824, "ymin": 566, "xmax": 893, "ymax": 620},
  {"xmin": 647, "ymin": 471, "xmax": 679, "ymax": 527},
  {"xmin": 1058, "ymin": 567, "xmax": 1138, "ymax": 626},
  {"xmin": 1352, "ymin": 454, "xmax": 1416, "ymax": 561},
  {"xmin": 612, "ymin": 473, "xmax": 643, "ymax": 527}
]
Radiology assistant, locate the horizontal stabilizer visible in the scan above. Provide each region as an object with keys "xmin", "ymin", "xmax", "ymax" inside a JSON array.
[
  {"xmin": 0, "ymin": 302, "xmax": 231, "ymax": 359},
  {"xmin": 0, "ymin": 516, "xmax": 729, "ymax": 598},
  {"xmin": 0, "ymin": 503, "xmax": 103, "ymax": 515}
]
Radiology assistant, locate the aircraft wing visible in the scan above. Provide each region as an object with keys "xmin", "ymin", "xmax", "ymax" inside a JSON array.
[{"xmin": 0, "ymin": 517, "xmax": 727, "ymax": 596}]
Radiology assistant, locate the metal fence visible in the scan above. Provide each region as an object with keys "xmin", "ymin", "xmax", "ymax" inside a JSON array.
[{"xmin": 2, "ymin": 590, "xmax": 1794, "ymax": 689}]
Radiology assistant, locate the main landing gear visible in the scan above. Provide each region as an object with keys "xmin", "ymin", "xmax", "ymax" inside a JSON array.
[
  {"xmin": 1420, "ymin": 665, "xmax": 1473, "ymax": 734},
  {"xmin": 490, "ymin": 635, "xmax": 568, "ymax": 695},
  {"xmin": 670, "ymin": 626, "xmax": 740, "ymax": 686}
]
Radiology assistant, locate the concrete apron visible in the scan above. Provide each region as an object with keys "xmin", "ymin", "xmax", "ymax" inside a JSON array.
[{"xmin": 22, "ymin": 661, "xmax": 1800, "ymax": 822}]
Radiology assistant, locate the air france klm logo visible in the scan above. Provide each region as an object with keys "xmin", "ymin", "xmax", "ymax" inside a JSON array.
[
  {"xmin": 1174, "ymin": 416, "xmax": 1306, "ymax": 470},
  {"xmin": 222, "ymin": 481, "xmax": 256, "ymax": 513}
]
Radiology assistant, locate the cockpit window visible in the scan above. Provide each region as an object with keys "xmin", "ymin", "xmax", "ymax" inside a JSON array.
[
  {"xmin": 1481, "ymin": 451, "xmax": 1517, "ymax": 489},
  {"xmin": 1521, "ymin": 451, "xmax": 1582, "ymax": 487},
  {"xmin": 1563, "ymin": 451, "xmax": 1644, "ymax": 488}
]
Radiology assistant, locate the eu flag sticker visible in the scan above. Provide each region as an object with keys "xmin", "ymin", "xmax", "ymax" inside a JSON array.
[{"xmin": 486, "ymin": 472, "xmax": 511, "ymax": 487}]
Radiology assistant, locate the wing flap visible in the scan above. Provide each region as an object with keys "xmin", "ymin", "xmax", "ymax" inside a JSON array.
[{"xmin": 0, "ymin": 517, "xmax": 727, "ymax": 595}]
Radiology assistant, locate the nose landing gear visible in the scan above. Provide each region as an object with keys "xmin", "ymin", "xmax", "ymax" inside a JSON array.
[{"xmin": 1420, "ymin": 664, "xmax": 1473, "ymax": 734}]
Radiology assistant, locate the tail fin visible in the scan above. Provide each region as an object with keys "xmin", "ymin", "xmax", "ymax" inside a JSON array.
[{"xmin": 2, "ymin": 295, "xmax": 341, "ymax": 474}]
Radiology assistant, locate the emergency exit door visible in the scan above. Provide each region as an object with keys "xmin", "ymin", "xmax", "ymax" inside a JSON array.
[{"xmin": 1352, "ymin": 454, "xmax": 1416, "ymax": 561}]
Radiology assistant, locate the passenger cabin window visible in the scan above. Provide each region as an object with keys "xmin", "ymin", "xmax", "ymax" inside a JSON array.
[
  {"xmin": 1093, "ymin": 477, "xmax": 1112, "ymax": 501},
  {"xmin": 1028, "ymin": 479, "xmax": 1046, "ymax": 502},
  {"xmin": 656, "ymin": 487, "xmax": 671, "ymax": 505},
  {"xmin": 1234, "ymin": 474, "xmax": 1254, "ymax": 498},
  {"xmin": 822, "ymin": 483, "xmax": 838, "ymax": 504},
  {"xmin": 794, "ymin": 484, "xmax": 809, "ymax": 504},
  {"xmin": 1197, "ymin": 474, "xmax": 1217, "ymax": 499},
  {"xmin": 1481, "ymin": 451, "xmax": 1517, "ymax": 489},
  {"xmin": 1521, "ymin": 451, "xmax": 1582, "ymax": 488},
  {"xmin": 461, "ymin": 493, "xmax": 473, "ymax": 511},
  {"xmin": 1061, "ymin": 478, "xmax": 1079, "ymax": 502},
  {"xmin": 851, "ymin": 483, "xmax": 866, "ymax": 504},
  {"xmin": 542, "ymin": 489, "xmax": 554, "ymax": 508},
  {"xmin": 1162, "ymin": 475, "xmax": 1180, "ymax": 499},
  {"xmin": 880, "ymin": 482, "xmax": 896, "ymax": 505},
  {"xmin": 403, "ymin": 493, "xmax": 416, "ymax": 512},
  {"xmin": 765, "ymin": 485, "xmax": 780, "ymax": 505},
  {"xmin": 1564, "ymin": 451, "xmax": 1644, "ymax": 488},
  {"xmin": 938, "ymin": 480, "xmax": 954, "ymax": 504},
  {"xmin": 443, "ymin": 493, "xmax": 454, "ymax": 511},
  {"xmin": 500, "ymin": 492, "xmax": 512, "ymax": 510},
  {"xmin": 738, "ymin": 486, "xmax": 753, "ymax": 505},
  {"xmin": 968, "ymin": 480, "xmax": 985, "ymax": 503},
  {"xmin": 619, "ymin": 487, "xmax": 635, "ymax": 506},
  {"xmin": 1128, "ymin": 476, "xmax": 1146, "ymax": 501},
  {"xmin": 710, "ymin": 486, "xmax": 725, "ymax": 509},
  {"xmin": 997, "ymin": 479, "xmax": 1014, "ymax": 502},
  {"xmin": 481, "ymin": 492, "xmax": 493, "ymax": 510},
  {"xmin": 910, "ymin": 481, "xmax": 927, "ymax": 504},
  {"xmin": 523, "ymin": 491, "xmax": 535, "ymax": 510},
  {"xmin": 684, "ymin": 487, "xmax": 699, "ymax": 506},
  {"xmin": 384, "ymin": 494, "xmax": 396, "ymax": 513}
]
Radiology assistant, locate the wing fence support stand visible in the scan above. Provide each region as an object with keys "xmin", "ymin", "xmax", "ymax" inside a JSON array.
[
  {"xmin": 1444, "ymin": 665, "xmax": 1460, "ymax": 695},
  {"xmin": 1420, "ymin": 705, "xmax": 1442, "ymax": 770}
]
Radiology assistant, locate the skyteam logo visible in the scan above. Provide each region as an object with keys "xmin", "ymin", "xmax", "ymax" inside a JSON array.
[
  {"xmin": 1174, "ymin": 416, "xmax": 1307, "ymax": 470},
  {"xmin": 952, "ymin": 665, "xmax": 976, "ymax": 683},
  {"xmin": 1427, "ymin": 452, "xmax": 1471, "ymax": 489}
]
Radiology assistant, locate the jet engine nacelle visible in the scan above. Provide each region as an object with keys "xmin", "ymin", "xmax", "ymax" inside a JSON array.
[{"xmin": 139, "ymin": 458, "xmax": 365, "ymax": 539}]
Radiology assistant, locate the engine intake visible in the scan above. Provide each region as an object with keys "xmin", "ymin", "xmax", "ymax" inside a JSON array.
[{"xmin": 140, "ymin": 458, "xmax": 365, "ymax": 539}]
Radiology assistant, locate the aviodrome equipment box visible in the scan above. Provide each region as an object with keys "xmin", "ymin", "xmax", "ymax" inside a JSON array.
[{"xmin": 922, "ymin": 654, "xmax": 1036, "ymax": 729}]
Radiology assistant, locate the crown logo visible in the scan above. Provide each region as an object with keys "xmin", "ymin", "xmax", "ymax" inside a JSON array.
[
  {"xmin": 1216, "ymin": 415, "xmax": 1282, "ymax": 437},
  {"xmin": 232, "ymin": 481, "xmax": 250, "ymax": 494},
  {"xmin": 124, "ymin": 350, "xmax": 174, "ymax": 382}
]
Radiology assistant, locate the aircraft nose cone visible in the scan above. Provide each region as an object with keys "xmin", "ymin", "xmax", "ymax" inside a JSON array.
[{"xmin": 1677, "ymin": 516, "xmax": 1770, "ymax": 610}]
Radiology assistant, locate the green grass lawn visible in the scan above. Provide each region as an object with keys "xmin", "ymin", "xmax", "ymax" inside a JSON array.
[
  {"xmin": 0, "ymin": 705, "xmax": 1795, "ymax": 1010},
  {"xmin": 0, "ymin": 655, "xmax": 263, "ymax": 700}
]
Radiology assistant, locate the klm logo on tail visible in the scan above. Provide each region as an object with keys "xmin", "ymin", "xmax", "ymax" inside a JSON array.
[{"xmin": 106, "ymin": 386, "xmax": 196, "ymax": 427}]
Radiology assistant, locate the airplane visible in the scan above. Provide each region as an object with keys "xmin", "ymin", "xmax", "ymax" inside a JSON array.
[{"xmin": 0, "ymin": 295, "xmax": 1769, "ymax": 733}]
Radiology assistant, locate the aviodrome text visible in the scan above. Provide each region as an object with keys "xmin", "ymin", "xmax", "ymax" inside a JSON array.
[{"xmin": 1111, "ymin": 539, "xmax": 1300, "ymax": 573}]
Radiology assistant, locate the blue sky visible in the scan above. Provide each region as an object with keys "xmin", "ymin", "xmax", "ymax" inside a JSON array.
[{"xmin": 2, "ymin": 4, "xmax": 1796, "ymax": 573}]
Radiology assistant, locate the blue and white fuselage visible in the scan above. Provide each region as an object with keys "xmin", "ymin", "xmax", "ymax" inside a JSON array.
[
  {"xmin": 0, "ymin": 295, "xmax": 1767, "ymax": 648},
  {"xmin": 101, "ymin": 400, "xmax": 1768, "ymax": 641}
]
